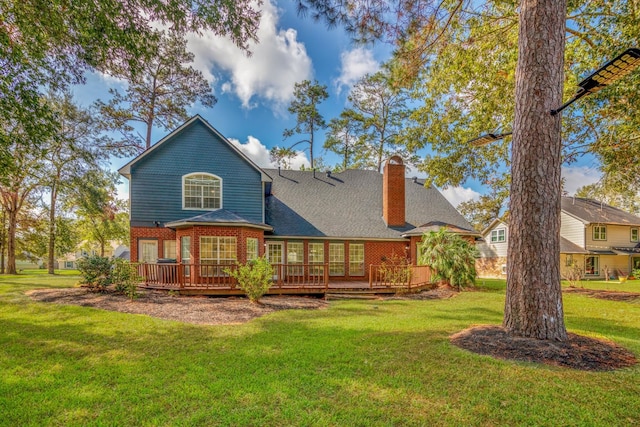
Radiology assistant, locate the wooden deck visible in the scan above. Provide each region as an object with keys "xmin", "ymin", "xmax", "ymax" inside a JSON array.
[{"xmin": 137, "ymin": 263, "xmax": 433, "ymax": 296}]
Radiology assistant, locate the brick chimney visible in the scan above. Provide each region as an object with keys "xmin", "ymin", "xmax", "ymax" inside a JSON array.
[{"xmin": 382, "ymin": 155, "xmax": 405, "ymax": 226}]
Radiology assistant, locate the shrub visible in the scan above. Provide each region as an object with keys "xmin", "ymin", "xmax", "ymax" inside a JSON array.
[
  {"xmin": 77, "ymin": 255, "xmax": 113, "ymax": 291},
  {"xmin": 562, "ymin": 261, "xmax": 584, "ymax": 288},
  {"xmin": 112, "ymin": 259, "xmax": 141, "ymax": 300},
  {"xmin": 419, "ymin": 228, "xmax": 478, "ymax": 290},
  {"xmin": 225, "ymin": 257, "xmax": 274, "ymax": 304},
  {"xmin": 378, "ymin": 253, "xmax": 411, "ymax": 286}
]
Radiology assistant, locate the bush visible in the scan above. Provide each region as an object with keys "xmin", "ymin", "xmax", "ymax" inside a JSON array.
[
  {"xmin": 378, "ymin": 253, "xmax": 411, "ymax": 285},
  {"xmin": 112, "ymin": 259, "xmax": 141, "ymax": 300},
  {"xmin": 225, "ymin": 257, "xmax": 274, "ymax": 304},
  {"xmin": 562, "ymin": 261, "xmax": 584, "ymax": 288},
  {"xmin": 419, "ymin": 228, "xmax": 478, "ymax": 290},
  {"xmin": 77, "ymin": 255, "xmax": 113, "ymax": 291}
]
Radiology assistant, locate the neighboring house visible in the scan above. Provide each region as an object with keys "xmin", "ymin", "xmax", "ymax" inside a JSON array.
[
  {"xmin": 476, "ymin": 197, "xmax": 640, "ymax": 279},
  {"xmin": 57, "ymin": 241, "xmax": 130, "ymax": 270},
  {"xmin": 118, "ymin": 115, "xmax": 477, "ymax": 283}
]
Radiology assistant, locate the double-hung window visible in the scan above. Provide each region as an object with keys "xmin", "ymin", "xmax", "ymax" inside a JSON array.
[
  {"xmin": 593, "ymin": 225, "xmax": 607, "ymax": 241},
  {"xmin": 183, "ymin": 173, "xmax": 221, "ymax": 210},
  {"xmin": 631, "ymin": 228, "xmax": 639, "ymax": 243},
  {"xmin": 490, "ymin": 228, "xmax": 506, "ymax": 243}
]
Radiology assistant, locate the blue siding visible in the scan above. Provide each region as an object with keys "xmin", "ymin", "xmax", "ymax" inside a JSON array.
[{"xmin": 129, "ymin": 120, "xmax": 263, "ymax": 226}]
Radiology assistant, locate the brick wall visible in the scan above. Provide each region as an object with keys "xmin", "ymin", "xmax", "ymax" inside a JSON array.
[
  {"xmin": 130, "ymin": 227, "xmax": 177, "ymax": 262},
  {"xmin": 382, "ymin": 156, "xmax": 406, "ymax": 227},
  {"xmin": 476, "ymin": 257, "xmax": 507, "ymax": 278}
]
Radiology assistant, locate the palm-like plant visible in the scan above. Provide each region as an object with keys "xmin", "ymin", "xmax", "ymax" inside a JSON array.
[{"xmin": 419, "ymin": 228, "xmax": 478, "ymax": 289}]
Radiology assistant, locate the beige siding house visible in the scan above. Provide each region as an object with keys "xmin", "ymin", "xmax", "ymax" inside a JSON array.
[{"xmin": 477, "ymin": 197, "xmax": 640, "ymax": 279}]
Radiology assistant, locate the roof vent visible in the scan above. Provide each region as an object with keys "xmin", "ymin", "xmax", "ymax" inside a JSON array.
[
  {"xmin": 412, "ymin": 176, "xmax": 418, "ymax": 183},
  {"xmin": 326, "ymin": 170, "xmax": 332, "ymax": 178}
]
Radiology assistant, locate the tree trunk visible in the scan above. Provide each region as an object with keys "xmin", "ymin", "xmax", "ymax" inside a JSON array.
[
  {"xmin": 6, "ymin": 208, "xmax": 18, "ymax": 275},
  {"xmin": 48, "ymin": 184, "xmax": 58, "ymax": 274},
  {"xmin": 503, "ymin": 0, "xmax": 568, "ymax": 341},
  {"xmin": 0, "ymin": 209, "xmax": 5, "ymax": 274}
]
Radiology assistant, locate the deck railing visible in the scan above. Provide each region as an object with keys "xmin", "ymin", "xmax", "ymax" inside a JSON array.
[
  {"xmin": 137, "ymin": 262, "xmax": 330, "ymax": 290},
  {"xmin": 369, "ymin": 264, "xmax": 432, "ymax": 289},
  {"xmin": 137, "ymin": 262, "xmax": 431, "ymax": 292}
]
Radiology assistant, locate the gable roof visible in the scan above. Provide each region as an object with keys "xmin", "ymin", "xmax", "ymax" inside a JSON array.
[
  {"xmin": 401, "ymin": 221, "xmax": 480, "ymax": 238},
  {"xmin": 561, "ymin": 197, "xmax": 640, "ymax": 226},
  {"xmin": 264, "ymin": 169, "xmax": 474, "ymax": 239},
  {"xmin": 117, "ymin": 115, "xmax": 271, "ymax": 182}
]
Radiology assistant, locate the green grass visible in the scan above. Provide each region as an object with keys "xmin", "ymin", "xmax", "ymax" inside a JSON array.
[{"xmin": 1, "ymin": 274, "xmax": 639, "ymax": 426}]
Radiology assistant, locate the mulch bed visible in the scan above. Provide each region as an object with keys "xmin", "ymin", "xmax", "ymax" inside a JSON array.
[
  {"xmin": 451, "ymin": 325, "xmax": 637, "ymax": 371},
  {"xmin": 564, "ymin": 287, "xmax": 640, "ymax": 302},
  {"xmin": 27, "ymin": 288, "xmax": 327, "ymax": 325},
  {"xmin": 28, "ymin": 287, "xmax": 637, "ymax": 371}
]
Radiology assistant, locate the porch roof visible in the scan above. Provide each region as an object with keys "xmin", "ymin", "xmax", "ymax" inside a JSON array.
[
  {"xmin": 561, "ymin": 237, "xmax": 589, "ymax": 254},
  {"xmin": 165, "ymin": 209, "xmax": 273, "ymax": 231}
]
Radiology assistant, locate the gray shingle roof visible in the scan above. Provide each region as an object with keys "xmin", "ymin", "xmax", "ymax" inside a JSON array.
[
  {"xmin": 560, "ymin": 237, "xmax": 588, "ymax": 254},
  {"xmin": 562, "ymin": 197, "xmax": 640, "ymax": 226},
  {"xmin": 165, "ymin": 209, "xmax": 272, "ymax": 230},
  {"xmin": 264, "ymin": 169, "xmax": 473, "ymax": 239}
]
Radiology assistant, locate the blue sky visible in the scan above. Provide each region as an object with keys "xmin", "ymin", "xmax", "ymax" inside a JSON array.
[{"xmin": 72, "ymin": 0, "xmax": 602, "ymax": 206}]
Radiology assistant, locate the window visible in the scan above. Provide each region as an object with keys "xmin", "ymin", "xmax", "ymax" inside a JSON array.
[
  {"xmin": 309, "ymin": 242, "xmax": 325, "ymax": 276},
  {"xmin": 349, "ymin": 243, "xmax": 365, "ymax": 276},
  {"xmin": 329, "ymin": 243, "xmax": 345, "ymax": 276},
  {"xmin": 183, "ymin": 173, "xmax": 221, "ymax": 210},
  {"xmin": 65, "ymin": 261, "xmax": 74, "ymax": 269},
  {"xmin": 565, "ymin": 254, "xmax": 574, "ymax": 267},
  {"xmin": 246, "ymin": 238, "xmax": 259, "ymax": 261},
  {"xmin": 287, "ymin": 242, "xmax": 304, "ymax": 276},
  {"xmin": 200, "ymin": 236, "xmax": 236, "ymax": 276},
  {"xmin": 138, "ymin": 239, "xmax": 158, "ymax": 263},
  {"xmin": 632, "ymin": 228, "xmax": 639, "ymax": 242},
  {"xmin": 490, "ymin": 228, "xmax": 506, "ymax": 243},
  {"xmin": 585, "ymin": 256, "xmax": 599, "ymax": 276},
  {"xmin": 593, "ymin": 225, "xmax": 607, "ymax": 241},
  {"xmin": 181, "ymin": 236, "xmax": 191, "ymax": 276},
  {"xmin": 163, "ymin": 240, "xmax": 176, "ymax": 259}
]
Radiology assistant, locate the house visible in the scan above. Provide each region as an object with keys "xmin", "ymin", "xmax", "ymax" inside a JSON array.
[
  {"xmin": 476, "ymin": 197, "xmax": 640, "ymax": 279},
  {"xmin": 57, "ymin": 241, "xmax": 130, "ymax": 269},
  {"xmin": 118, "ymin": 115, "xmax": 478, "ymax": 290}
]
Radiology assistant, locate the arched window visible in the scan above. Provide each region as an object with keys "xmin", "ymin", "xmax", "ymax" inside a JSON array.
[{"xmin": 183, "ymin": 173, "xmax": 222, "ymax": 210}]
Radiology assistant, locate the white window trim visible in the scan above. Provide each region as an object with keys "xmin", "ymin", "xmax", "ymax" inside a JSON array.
[
  {"xmin": 491, "ymin": 228, "xmax": 506, "ymax": 243},
  {"xmin": 182, "ymin": 172, "xmax": 223, "ymax": 211},
  {"xmin": 593, "ymin": 225, "xmax": 607, "ymax": 241},
  {"xmin": 631, "ymin": 228, "xmax": 639, "ymax": 243}
]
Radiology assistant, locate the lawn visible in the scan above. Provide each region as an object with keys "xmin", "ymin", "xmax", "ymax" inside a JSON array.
[{"xmin": 1, "ymin": 273, "xmax": 639, "ymax": 426}]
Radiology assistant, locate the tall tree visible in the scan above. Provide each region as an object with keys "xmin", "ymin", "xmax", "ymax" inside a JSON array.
[
  {"xmin": 0, "ymin": 128, "xmax": 45, "ymax": 274},
  {"xmin": 70, "ymin": 170, "xmax": 129, "ymax": 257},
  {"xmin": 96, "ymin": 31, "xmax": 217, "ymax": 151},
  {"xmin": 43, "ymin": 93, "xmax": 108, "ymax": 274},
  {"xmin": 269, "ymin": 147, "xmax": 297, "ymax": 170},
  {"xmin": 1, "ymin": 0, "xmax": 260, "ymax": 166},
  {"xmin": 457, "ymin": 176, "xmax": 509, "ymax": 231},
  {"xmin": 503, "ymin": 0, "xmax": 567, "ymax": 340},
  {"xmin": 283, "ymin": 80, "xmax": 329, "ymax": 169},
  {"xmin": 296, "ymin": 0, "xmax": 574, "ymax": 340},
  {"xmin": 324, "ymin": 111, "xmax": 363, "ymax": 171},
  {"xmin": 338, "ymin": 71, "xmax": 414, "ymax": 172}
]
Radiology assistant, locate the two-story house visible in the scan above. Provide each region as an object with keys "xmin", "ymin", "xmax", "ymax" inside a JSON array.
[
  {"xmin": 118, "ymin": 115, "xmax": 478, "ymax": 289},
  {"xmin": 477, "ymin": 197, "xmax": 640, "ymax": 279}
]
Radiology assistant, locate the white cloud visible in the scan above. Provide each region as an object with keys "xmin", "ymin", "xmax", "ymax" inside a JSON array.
[
  {"xmin": 229, "ymin": 136, "xmax": 310, "ymax": 169},
  {"xmin": 440, "ymin": 186, "xmax": 481, "ymax": 208},
  {"xmin": 335, "ymin": 47, "xmax": 379, "ymax": 93},
  {"xmin": 187, "ymin": 0, "xmax": 312, "ymax": 110},
  {"xmin": 562, "ymin": 166, "xmax": 601, "ymax": 195}
]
